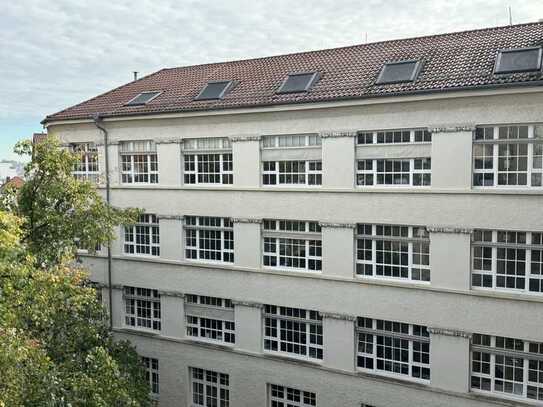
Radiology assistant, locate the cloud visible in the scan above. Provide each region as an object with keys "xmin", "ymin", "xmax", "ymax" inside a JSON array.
[{"xmin": 0, "ymin": 0, "xmax": 541, "ymax": 123}]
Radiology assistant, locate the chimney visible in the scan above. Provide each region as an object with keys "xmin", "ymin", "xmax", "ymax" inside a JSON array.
[{"xmin": 133, "ymin": 71, "xmax": 138, "ymax": 81}]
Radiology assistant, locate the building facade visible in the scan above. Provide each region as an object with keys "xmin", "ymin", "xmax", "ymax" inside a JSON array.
[{"xmin": 44, "ymin": 23, "xmax": 543, "ymax": 406}]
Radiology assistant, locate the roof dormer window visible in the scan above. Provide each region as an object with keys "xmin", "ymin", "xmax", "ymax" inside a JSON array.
[
  {"xmin": 125, "ymin": 91, "xmax": 162, "ymax": 106},
  {"xmin": 194, "ymin": 80, "xmax": 233, "ymax": 100},
  {"xmin": 277, "ymin": 72, "xmax": 320, "ymax": 94},
  {"xmin": 376, "ymin": 60, "xmax": 422, "ymax": 85},
  {"xmin": 494, "ymin": 47, "xmax": 542, "ymax": 74}
]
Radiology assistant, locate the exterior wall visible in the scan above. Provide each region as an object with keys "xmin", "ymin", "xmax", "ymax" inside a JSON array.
[{"xmin": 51, "ymin": 88, "xmax": 543, "ymax": 407}]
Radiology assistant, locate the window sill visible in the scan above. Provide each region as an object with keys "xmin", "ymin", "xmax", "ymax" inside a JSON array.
[
  {"xmin": 118, "ymin": 327, "xmax": 161, "ymax": 337},
  {"xmin": 186, "ymin": 337, "xmax": 235, "ymax": 349},
  {"xmin": 105, "ymin": 184, "xmax": 543, "ymax": 195},
  {"xmin": 262, "ymin": 350, "xmax": 323, "ymax": 366},
  {"xmin": 355, "ymin": 275, "xmax": 431, "ymax": 285},
  {"xmin": 262, "ymin": 266, "xmax": 322, "ymax": 275},
  {"xmin": 470, "ymin": 389, "xmax": 541, "ymax": 407},
  {"xmin": 356, "ymin": 368, "xmax": 430, "ymax": 387}
]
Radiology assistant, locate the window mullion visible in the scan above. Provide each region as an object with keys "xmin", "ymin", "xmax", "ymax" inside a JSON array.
[{"xmin": 492, "ymin": 231, "xmax": 498, "ymax": 289}]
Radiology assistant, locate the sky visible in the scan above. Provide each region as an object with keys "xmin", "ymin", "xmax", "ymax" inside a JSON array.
[{"xmin": 1, "ymin": 0, "xmax": 542, "ymax": 161}]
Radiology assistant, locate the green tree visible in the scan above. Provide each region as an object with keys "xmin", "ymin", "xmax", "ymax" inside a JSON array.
[
  {"xmin": 0, "ymin": 139, "xmax": 151, "ymax": 406},
  {"xmin": 4, "ymin": 137, "xmax": 139, "ymax": 267}
]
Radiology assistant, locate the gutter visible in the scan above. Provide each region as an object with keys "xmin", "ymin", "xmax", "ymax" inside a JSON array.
[{"xmin": 92, "ymin": 114, "xmax": 113, "ymax": 329}]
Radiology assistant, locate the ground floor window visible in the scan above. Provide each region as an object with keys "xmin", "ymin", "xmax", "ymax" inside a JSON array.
[{"xmin": 142, "ymin": 357, "xmax": 159, "ymax": 397}]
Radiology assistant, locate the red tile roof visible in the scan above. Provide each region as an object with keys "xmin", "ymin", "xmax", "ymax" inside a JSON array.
[
  {"xmin": 44, "ymin": 22, "xmax": 543, "ymax": 124},
  {"xmin": 1, "ymin": 176, "xmax": 24, "ymax": 190}
]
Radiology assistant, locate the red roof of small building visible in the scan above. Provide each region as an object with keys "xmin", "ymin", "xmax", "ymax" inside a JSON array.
[
  {"xmin": 1, "ymin": 176, "xmax": 24, "ymax": 190},
  {"xmin": 43, "ymin": 22, "xmax": 543, "ymax": 124}
]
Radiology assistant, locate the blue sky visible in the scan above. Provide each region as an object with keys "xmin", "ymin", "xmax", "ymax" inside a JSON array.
[{"xmin": 1, "ymin": 0, "xmax": 541, "ymax": 161}]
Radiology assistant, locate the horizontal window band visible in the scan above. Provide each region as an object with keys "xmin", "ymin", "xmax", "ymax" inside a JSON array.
[
  {"xmin": 182, "ymin": 149, "xmax": 232, "ymax": 153},
  {"xmin": 472, "ymin": 345, "xmax": 543, "ymax": 362},
  {"xmin": 263, "ymin": 232, "xmax": 322, "ymax": 240},
  {"xmin": 184, "ymin": 225, "xmax": 233, "ymax": 232},
  {"xmin": 263, "ymin": 314, "xmax": 322, "ymax": 324},
  {"xmin": 472, "ymin": 242, "xmax": 543, "ymax": 250},
  {"xmin": 356, "ymin": 328, "xmax": 430, "ymax": 343},
  {"xmin": 355, "ymin": 235, "xmax": 429, "ymax": 243},
  {"xmin": 473, "ymin": 139, "xmax": 543, "ymax": 144},
  {"xmin": 185, "ymin": 306, "xmax": 234, "ymax": 321},
  {"xmin": 122, "ymin": 294, "xmax": 161, "ymax": 301}
]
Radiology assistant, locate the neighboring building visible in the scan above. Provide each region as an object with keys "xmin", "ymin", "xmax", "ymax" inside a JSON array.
[
  {"xmin": 43, "ymin": 22, "xmax": 543, "ymax": 407},
  {"xmin": 0, "ymin": 162, "xmax": 20, "ymax": 185},
  {"xmin": 0, "ymin": 176, "xmax": 24, "ymax": 191}
]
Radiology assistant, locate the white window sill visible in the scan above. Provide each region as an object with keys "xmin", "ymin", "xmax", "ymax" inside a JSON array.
[
  {"xmin": 356, "ymin": 368, "xmax": 430, "ymax": 386},
  {"xmin": 263, "ymin": 350, "xmax": 323, "ymax": 365}
]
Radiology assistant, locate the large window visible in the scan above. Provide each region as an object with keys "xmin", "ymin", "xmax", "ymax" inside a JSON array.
[
  {"xmin": 261, "ymin": 134, "xmax": 322, "ymax": 186},
  {"xmin": 263, "ymin": 220, "xmax": 322, "ymax": 272},
  {"xmin": 264, "ymin": 305, "xmax": 323, "ymax": 360},
  {"xmin": 71, "ymin": 142, "xmax": 99, "ymax": 182},
  {"xmin": 262, "ymin": 161, "xmax": 322, "ymax": 186},
  {"xmin": 356, "ymin": 317, "xmax": 430, "ymax": 381},
  {"xmin": 356, "ymin": 224, "xmax": 430, "ymax": 282},
  {"xmin": 185, "ymin": 295, "xmax": 235, "ymax": 345},
  {"xmin": 124, "ymin": 214, "xmax": 160, "ymax": 256},
  {"xmin": 472, "ymin": 229, "xmax": 543, "ymax": 294},
  {"xmin": 190, "ymin": 367, "xmax": 230, "ymax": 407},
  {"xmin": 183, "ymin": 137, "xmax": 233, "ymax": 185},
  {"xmin": 142, "ymin": 357, "xmax": 159, "ymax": 398},
  {"xmin": 268, "ymin": 384, "xmax": 316, "ymax": 407},
  {"xmin": 471, "ymin": 334, "xmax": 543, "ymax": 402},
  {"xmin": 357, "ymin": 129, "xmax": 431, "ymax": 145},
  {"xmin": 356, "ymin": 158, "xmax": 431, "ymax": 186},
  {"xmin": 120, "ymin": 140, "xmax": 158, "ymax": 184},
  {"xmin": 124, "ymin": 286, "xmax": 161, "ymax": 331},
  {"xmin": 473, "ymin": 124, "xmax": 543, "ymax": 187},
  {"xmin": 185, "ymin": 216, "xmax": 234, "ymax": 263}
]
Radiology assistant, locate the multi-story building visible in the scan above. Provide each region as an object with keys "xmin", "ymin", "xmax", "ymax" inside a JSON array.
[{"xmin": 43, "ymin": 22, "xmax": 543, "ymax": 406}]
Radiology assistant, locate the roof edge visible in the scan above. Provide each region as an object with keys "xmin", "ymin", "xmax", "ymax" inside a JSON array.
[{"xmin": 42, "ymin": 81, "xmax": 543, "ymax": 126}]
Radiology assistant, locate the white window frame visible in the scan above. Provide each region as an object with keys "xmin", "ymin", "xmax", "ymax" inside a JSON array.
[
  {"xmin": 185, "ymin": 295, "xmax": 235, "ymax": 346},
  {"xmin": 123, "ymin": 286, "xmax": 161, "ymax": 332},
  {"xmin": 356, "ymin": 224, "xmax": 430, "ymax": 283},
  {"xmin": 70, "ymin": 142, "xmax": 99, "ymax": 182},
  {"xmin": 262, "ymin": 220, "xmax": 322, "ymax": 272},
  {"xmin": 184, "ymin": 216, "xmax": 234, "ymax": 263},
  {"xmin": 356, "ymin": 128, "xmax": 432, "ymax": 145},
  {"xmin": 356, "ymin": 317, "xmax": 431, "ymax": 382},
  {"xmin": 471, "ymin": 229, "xmax": 543, "ymax": 294},
  {"xmin": 262, "ymin": 160, "xmax": 322, "ymax": 186},
  {"xmin": 473, "ymin": 124, "xmax": 543, "ymax": 188},
  {"xmin": 120, "ymin": 140, "xmax": 158, "ymax": 184},
  {"xmin": 268, "ymin": 383, "xmax": 317, "ymax": 406},
  {"xmin": 123, "ymin": 214, "xmax": 160, "ymax": 257},
  {"xmin": 471, "ymin": 334, "xmax": 543, "ymax": 403},
  {"xmin": 189, "ymin": 367, "xmax": 230, "ymax": 407},
  {"xmin": 263, "ymin": 305, "xmax": 323, "ymax": 361},
  {"xmin": 262, "ymin": 134, "xmax": 321, "ymax": 148},
  {"xmin": 356, "ymin": 158, "xmax": 431, "ymax": 187},
  {"xmin": 183, "ymin": 137, "xmax": 233, "ymax": 185},
  {"xmin": 142, "ymin": 357, "xmax": 160, "ymax": 399}
]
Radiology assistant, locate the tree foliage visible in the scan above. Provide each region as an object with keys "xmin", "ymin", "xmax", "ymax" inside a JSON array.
[
  {"xmin": 0, "ymin": 139, "xmax": 150, "ymax": 406},
  {"xmin": 4, "ymin": 137, "xmax": 139, "ymax": 267}
]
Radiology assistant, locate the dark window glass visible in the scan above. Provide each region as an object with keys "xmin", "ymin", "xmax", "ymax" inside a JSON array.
[
  {"xmin": 376, "ymin": 60, "xmax": 421, "ymax": 84},
  {"xmin": 495, "ymin": 47, "xmax": 543, "ymax": 74}
]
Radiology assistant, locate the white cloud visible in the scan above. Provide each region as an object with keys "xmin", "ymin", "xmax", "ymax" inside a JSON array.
[{"xmin": 0, "ymin": 0, "xmax": 541, "ymax": 121}]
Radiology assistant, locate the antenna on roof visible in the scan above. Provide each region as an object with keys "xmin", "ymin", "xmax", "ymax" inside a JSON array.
[
  {"xmin": 133, "ymin": 71, "xmax": 138, "ymax": 81},
  {"xmin": 508, "ymin": 6, "xmax": 512, "ymax": 26},
  {"xmin": 365, "ymin": 32, "xmax": 368, "ymax": 43}
]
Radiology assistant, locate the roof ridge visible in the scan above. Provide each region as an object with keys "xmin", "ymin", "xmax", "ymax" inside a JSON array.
[
  {"xmin": 42, "ymin": 68, "xmax": 169, "ymax": 122},
  {"xmin": 163, "ymin": 21, "xmax": 543, "ymax": 72}
]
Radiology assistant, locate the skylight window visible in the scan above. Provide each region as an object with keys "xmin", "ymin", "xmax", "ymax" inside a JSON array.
[
  {"xmin": 277, "ymin": 72, "xmax": 320, "ymax": 94},
  {"xmin": 494, "ymin": 47, "xmax": 543, "ymax": 74},
  {"xmin": 194, "ymin": 80, "xmax": 233, "ymax": 100},
  {"xmin": 376, "ymin": 60, "xmax": 422, "ymax": 85},
  {"xmin": 125, "ymin": 91, "xmax": 162, "ymax": 106}
]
